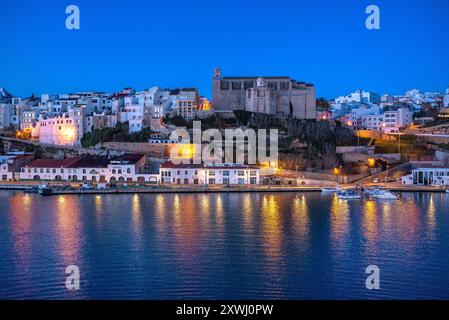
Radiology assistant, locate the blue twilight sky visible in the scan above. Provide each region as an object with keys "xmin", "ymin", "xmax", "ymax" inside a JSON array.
[{"xmin": 0, "ymin": 0, "xmax": 448, "ymax": 99}]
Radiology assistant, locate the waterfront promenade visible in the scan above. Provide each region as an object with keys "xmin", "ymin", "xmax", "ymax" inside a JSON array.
[{"xmin": 0, "ymin": 181, "xmax": 448, "ymax": 195}]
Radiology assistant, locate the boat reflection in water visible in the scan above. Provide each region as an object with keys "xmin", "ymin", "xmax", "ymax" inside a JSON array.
[{"xmin": 0, "ymin": 191, "xmax": 448, "ymax": 300}]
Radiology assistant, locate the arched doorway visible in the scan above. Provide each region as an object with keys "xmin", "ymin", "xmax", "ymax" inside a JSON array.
[{"xmin": 137, "ymin": 177, "xmax": 146, "ymax": 183}]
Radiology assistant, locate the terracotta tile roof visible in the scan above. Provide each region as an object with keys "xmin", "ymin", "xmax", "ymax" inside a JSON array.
[
  {"xmin": 25, "ymin": 154, "xmax": 145, "ymax": 169},
  {"xmin": 26, "ymin": 157, "xmax": 82, "ymax": 168}
]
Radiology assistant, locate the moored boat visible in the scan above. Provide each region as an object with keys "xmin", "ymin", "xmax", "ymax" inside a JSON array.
[
  {"xmin": 337, "ymin": 190, "xmax": 361, "ymax": 199},
  {"xmin": 321, "ymin": 185, "xmax": 342, "ymax": 193},
  {"xmin": 368, "ymin": 188, "xmax": 398, "ymax": 200},
  {"xmin": 38, "ymin": 183, "xmax": 53, "ymax": 196}
]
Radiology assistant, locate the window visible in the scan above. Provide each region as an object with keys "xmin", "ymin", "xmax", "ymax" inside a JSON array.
[
  {"xmin": 232, "ymin": 81, "xmax": 242, "ymax": 90},
  {"xmin": 220, "ymin": 81, "xmax": 229, "ymax": 90},
  {"xmin": 244, "ymin": 81, "xmax": 255, "ymax": 90}
]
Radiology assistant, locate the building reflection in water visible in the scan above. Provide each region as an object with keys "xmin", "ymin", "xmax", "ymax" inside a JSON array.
[
  {"xmin": 362, "ymin": 199, "xmax": 378, "ymax": 254},
  {"xmin": 261, "ymin": 194, "xmax": 283, "ymax": 265},
  {"xmin": 9, "ymin": 194, "xmax": 33, "ymax": 270},
  {"xmin": 94, "ymin": 195, "xmax": 103, "ymax": 224},
  {"xmin": 155, "ymin": 194, "xmax": 167, "ymax": 234},
  {"xmin": 292, "ymin": 194, "xmax": 309, "ymax": 238},
  {"xmin": 131, "ymin": 194, "xmax": 144, "ymax": 251},
  {"xmin": 214, "ymin": 194, "xmax": 224, "ymax": 234},
  {"xmin": 380, "ymin": 201, "xmax": 393, "ymax": 230},
  {"xmin": 55, "ymin": 195, "xmax": 81, "ymax": 266},
  {"xmin": 427, "ymin": 195, "xmax": 436, "ymax": 237},
  {"xmin": 242, "ymin": 193, "xmax": 255, "ymax": 234},
  {"xmin": 170, "ymin": 194, "xmax": 201, "ymax": 269},
  {"xmin": 198, "ymin": 194, "xmax": 212, "ymax": 231},
  {"xmin": 330, "ymin": 194, "xmax": 350, "ymax": 244}
]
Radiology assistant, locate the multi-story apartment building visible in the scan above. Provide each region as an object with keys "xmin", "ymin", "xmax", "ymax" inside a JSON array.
[
  {"xmin": 120, "ymin": 96, "xmax": 145, "ymax": 133},
  {"xmin": 20, "ymin": 110, "xmax": 37, "ymax": 131},
  {"xmin": 344, "ymin": 105, "xmax": 381, "ymax": 129},
  {"xmin": 335, "ymin": 90, "xmax": 380, "ymax": 105},
  {"xmin": 0, "ymin": 103, "xmax": 13, "ymax": 130},
  {"xmin": 361, "ymin": 114, "xmax": 384, "ymax": 130},
  {"xmin": 382, "ymin": 108, "xmax": 413, "ymax": 133},
  {"xmin": 86, "ymin": 113, "xmax": 118, "ymax": 131},
  {"xmin": 172, "ymin": 88, "xmax": 199, "ymax": 119},
  {"xmin": 37, "ymin": 114, "xmax": 79, "ymax": 146},
  {"xmin": 212, "ymin": 67, "xmax": 316, "ymax": 119},
  {"xmin": 444, "ymin": 87, "xmax": 449, "ymax": 107}
]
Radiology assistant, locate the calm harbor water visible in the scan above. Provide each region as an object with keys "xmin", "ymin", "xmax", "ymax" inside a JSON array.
[{"xmin": 0, "ymin": 191, "xmax": 448, "ymax": 300}]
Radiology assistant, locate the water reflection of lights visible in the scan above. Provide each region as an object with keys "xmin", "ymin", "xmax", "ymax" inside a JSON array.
[
  {"xmin": 155, "ymin": 194, "xmax": 167, "ymax": 233},
  {"xmin": 330, "ymin": 194, "xmax": 350, "ymax": 242},
  {"xmin": 261, "ymin": 194, "xmax": 282, "ymax": 260},
  {"xmin": 363, "ymin": 199, "xmax": 378, "ymax": 248},
  {"xmin": 214, "ymin": 194, "xmax": 224, "ymax": 232},
  {"xmin": 132, "ymin": 194, "xmax": 142, "ymax": 232},
  {"xmin": 292, "ymin": 195, "xmax": 309, "ymax": 237},
  {"xmin": 55, "ymin": 195, "xmax": 81, "ymax": 264},
  {"xmin": 427, "ymin": 195, "xmax": 436, "ymax": 235},
  {"xmin": 10, "ymin": 194, "xmax": 33, "ymax": 267},
  {"xmin": 242, "ymin": 193, "xmax": 254, "ymax": 232}
]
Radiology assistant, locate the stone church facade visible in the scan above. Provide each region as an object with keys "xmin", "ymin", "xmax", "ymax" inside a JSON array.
[{"xmin": 212, "ymin": 67, "xmax": 316, "ymax": 119}]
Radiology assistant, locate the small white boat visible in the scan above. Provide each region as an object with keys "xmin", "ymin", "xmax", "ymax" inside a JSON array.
[
  {"xmin": 321, "ymin": 185, "xmax": 342, "ymax": 193},
  {"xmin": 369, "ymin": 189, "xmax": 398, "ymax": 200},
  {"xmin": 38, "ymin": 183, "xmax": 49, "ymax": 190},
  {"xmin": 337, "ymin": 190, "xmax": 361, "ymax": 199},
  {"xmin": 81, "ymin": 183, "xmax": 94, "ymax": 190}
]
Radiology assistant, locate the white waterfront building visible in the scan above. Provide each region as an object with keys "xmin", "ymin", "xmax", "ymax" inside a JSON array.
[
  {"xmin": 402, "ymin": 165, "xmax": 449, "ymax": 186},
  {"xmin": 160, "ymin": 161, "xmax": 260, "ymax": 185},
  {"xmin": 19, "ymin": 154, "xmax": 159, "ymax": 184}
]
